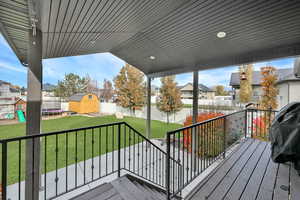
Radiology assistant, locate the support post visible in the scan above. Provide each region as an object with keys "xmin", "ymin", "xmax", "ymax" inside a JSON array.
[
  {"xmin": 192, "ymin": 71, "xmax": 199, "ymax": 124},
  {"xmin": 25, "ymin": 29, "xmax": 43, "ymax": 200},
  {"xmin": 146, "ymin": 76, "xmax": 151, "ymax": 139},
  {"xmin": 192, "ymin": 71, "xmax": 199, "ymax": 171}
]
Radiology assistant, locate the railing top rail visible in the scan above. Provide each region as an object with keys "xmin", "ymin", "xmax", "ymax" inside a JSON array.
[
  {"xmin": 167, "ymin": 108, "xmax": 277, "ymax": 135},
  {"xmin": 0, "ymin": 121, "xmax": 124, "ymax": 143},
  {"xmin": 247, "ymin": 108, "xmax": 278, "ymax": 112},
  {"xmin": 167, "ymin": 109, "xmax": 247, "ymax": 134}
]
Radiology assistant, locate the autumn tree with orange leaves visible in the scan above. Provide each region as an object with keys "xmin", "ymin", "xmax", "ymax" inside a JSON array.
[
  {"xmin": 260, "ymin": 66, "xmax": 278, "ymax": 110},
  {"xmin": 114, "ymin": 64, "xmax": 145, "ymax": 115},
  {"xmin": 156, "ymin": 76, "xmax": 183, "ymax": 123}
]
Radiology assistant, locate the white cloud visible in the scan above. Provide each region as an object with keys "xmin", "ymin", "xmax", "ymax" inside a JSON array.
[{"xmin": 0, "ymin": 62, "xmax": 26, "ymax": 73}]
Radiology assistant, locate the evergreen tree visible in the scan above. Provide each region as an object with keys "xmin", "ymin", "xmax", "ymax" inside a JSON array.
[
  {"xmin": 157, "ymin": 76, "xmax": 183, "ymax": 123},
  {"xmin": 239, "ymin": 64, "xmax": 253, "ymax": 103},
  {"xmin": 54, "ymin": 73, "xmax": 88, "ymax": 99},
  {"xmin": 114, "ymin": 64, "xmax": 145, "ymax": 114}
]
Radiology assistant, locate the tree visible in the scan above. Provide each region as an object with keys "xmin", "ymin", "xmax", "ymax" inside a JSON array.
[
  {"xmin": 85, "ymin": 74, "xmax": 101, "ymax": 97},
  {"xmin": 114, "ymin": 64, "xmax": 145, "ymax": 114},
  {"xmin": 101, "ymin": 79, "xmax": 114, "ymax": 102},
  {"xmin": 215, "ymin": 85, "xmax": 228, "ymax": 96},
  {"xmin": 54, "ymin": 73, "xmax": 88, "ymax": 99},
  {"xmin": 260, "ymin": 66, "xmax": 278, "ymax": 110},
  {"xmin": 239, "ymin": 64, "xmax": 253, "ymax": 103},
  {"xmin": 156, "ymin": 76, "xmax": 183, "ymax": 123}
]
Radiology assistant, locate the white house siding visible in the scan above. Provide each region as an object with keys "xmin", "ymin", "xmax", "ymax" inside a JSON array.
[
  {"xmin": 278, "ymin": 81, "xmax": 300, "ymax": 109},
  {"xmin": 277, "ymin": 83, "xmax": 289, "ymax": 109}
]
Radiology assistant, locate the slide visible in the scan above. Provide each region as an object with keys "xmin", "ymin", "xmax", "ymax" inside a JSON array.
[{"xmin": 16, "ymin": 110, "xmax": 26, "ymax": 123}]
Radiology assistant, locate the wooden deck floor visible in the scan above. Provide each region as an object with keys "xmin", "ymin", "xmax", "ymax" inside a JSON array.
[{"xmin": 186, "ymin": 138, "xmax": 300, "ymax": 200}]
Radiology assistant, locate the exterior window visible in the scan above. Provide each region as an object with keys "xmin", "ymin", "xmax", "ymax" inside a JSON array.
[{"xmin": 88, "ymin": 95, "xmax": 93, "ymax": 100}]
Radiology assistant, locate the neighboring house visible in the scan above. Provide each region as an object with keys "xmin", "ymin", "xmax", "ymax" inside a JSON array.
[
  {"xmin": 230, "ymin": 68, "xmax": 300, "ymax": 108},
  {"xmin": 0, "ymin": 81, "xmax": 22, "ymax": 119},
  {"xmin": 179, "ymin": 83, "xmax": 215, "ymax": 100},
  {"xmin": 0, "ymin": 80, "xmax": 21, "ymax": 98},
  {"xmin": 69, "ymin": 93, "xmax": 99, "ymax": 114}
]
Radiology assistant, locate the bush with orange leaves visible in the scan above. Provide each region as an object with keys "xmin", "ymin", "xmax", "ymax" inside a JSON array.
[{"xmin": 183, "ymin": 112, "xmax": 225, "ymax": 157}]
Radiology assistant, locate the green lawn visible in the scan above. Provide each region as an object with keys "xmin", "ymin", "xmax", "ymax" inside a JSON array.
[{"xmin": 0, "ymin": 115, "xmax": 182, "ymax": 185}]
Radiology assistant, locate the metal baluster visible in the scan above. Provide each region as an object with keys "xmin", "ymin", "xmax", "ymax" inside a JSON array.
[
  {"xmin": 129, "ymin": 128, "xmax": 131, "ymax": 171},
  {"xmin": 178, "ymin": 131, "xmax": 181, "ymax": 191},
  {"xmin": 118, "ymin": 124, "xmax": 121, "ymax": 177},
  {"xmin": 142, "ymin": 136, "xmax": 144, "ymax": 177},
  {"xmin": 66, "ymin": 132, "xmax": 68, "ymax": 192},
  {"xmin": 84, "ymin": 130, "xmax": 86, "ymax": 184},
  {"xmin": 112, "ymin": 125, "xmax": 114, "ymax": 173},
  {"xmin": 99, "ymin": 127, "xmax": 101, "ymax": 178},
  {"xmin": 173, "ymin": 134, "xmax": 175, "ymax": 193},
  {"xmin": 182, "ymin": 129, "xmax": 185, "ymax": 186},
  {"xmin": 18, "ymin": 140, "xmax": 21, "ymax": 200},
  {"xmin": 138, "ymin": 135, "xmax": 140, "ymax": 176},
  {"xmin": 145, "ymin": 140, "xmax": 148, "ymax": 179},
  {"xmin": 166, "ymin": 133, "xmax": 170, "ymax": 200},
  {"xmin": 44, "ymin": 137, "xmax": 47, "ymax": 200},
  {"xmin": 92, "ymin": 128, "xmax": 94, "ymax": 180},
  {"xmin": 55, "ymin": 135, "xmax": 58, "ymax": 195},
  {"xmin": 133, "ymin": 130, "xmax": 135, "ymax": 173},
  {"xmin": 75, "ymin": 131, "xmax": 78, "ymax": 187},
  {"xmin": 106, "ymin": 126, "xmax": 108, "ymax": 175},
  {"xmin": 2, "ymin": 142, "xmax": 7, "ymax": 200},
  {"xmin": 124, "ymin": 125, "xmax": 126, "ymax": 169}
]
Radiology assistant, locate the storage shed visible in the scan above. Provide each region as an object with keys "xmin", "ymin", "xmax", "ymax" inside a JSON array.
[{"xmin": 69, "ymin": 93, "xmax": 99, "ymax": 114}]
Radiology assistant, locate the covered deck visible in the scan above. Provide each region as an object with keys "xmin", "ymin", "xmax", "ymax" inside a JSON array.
[{"xmin": 186, "ymin": 138, "xmax": 300, "ymax": 200}]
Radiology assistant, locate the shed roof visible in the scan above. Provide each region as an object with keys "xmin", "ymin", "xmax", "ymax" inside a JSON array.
[
  {"xmin": 1, "ymin": 1, "xmax": 300, "ymax": 77},
  {"xmin": 69, "ymin": 93, "xmax": 86, "ymax": 102},
  {"xmin": 230, "ymin": 68, "xmax": 299, "ymax": 87},
  {"xmin": 69, "ymin": 93, "xmax": 97, "ymax": 102}
]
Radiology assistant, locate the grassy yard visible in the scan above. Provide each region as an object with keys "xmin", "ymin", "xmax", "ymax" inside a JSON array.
[{"xmin": 0, "ymin": 115, "xmax": 182, "ymax": 185}]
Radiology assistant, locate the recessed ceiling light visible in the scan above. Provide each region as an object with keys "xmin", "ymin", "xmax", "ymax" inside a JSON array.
[
  {"xmin": 217, "ymin": 32, "xmax": 226, "ymax": 38},
  {"xmin": 149, "ymin": 56, "xmax": 155, "ymax": 60}
]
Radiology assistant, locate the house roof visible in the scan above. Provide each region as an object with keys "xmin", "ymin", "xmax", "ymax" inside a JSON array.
[
  {"xmin": 230, "ymin": 68, "xmax": 299, "ymax": 87},
  {"xmin": 179, "ymin": 83, "xmax": 213, "ymax": 92},
  {"xmin": 1, "ymin": 1, "xmax": 300, "ymax": 77}
]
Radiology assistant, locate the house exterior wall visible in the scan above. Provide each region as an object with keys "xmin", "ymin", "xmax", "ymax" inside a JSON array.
[
  {"xmin": 233, "ymin": 85, "xmax": 261, "ymax": 102},
  {"xmin": 69, "ymin": 94, "xmax": 99, "ymax": 114},
  {"xmin": 277, "ymin": 81, "xmax": 300, "ymax": 109},
  {"xmin": 180, "ymin": 83, "xmax": 215, "ymax": 100}
]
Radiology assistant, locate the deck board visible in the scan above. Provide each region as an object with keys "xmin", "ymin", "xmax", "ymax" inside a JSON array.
[
  {"xmin": 187, "ymin": 138, "xmax": 300, "ymax": 200},
  {"xmin": 186, "ymin": 139, "xmax": 255, "ymax": 200}
]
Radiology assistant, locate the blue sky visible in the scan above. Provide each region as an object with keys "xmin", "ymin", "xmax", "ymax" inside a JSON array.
[{"xmin": 0, "ymin": 34, "xmax": 295, "ymax": 88}]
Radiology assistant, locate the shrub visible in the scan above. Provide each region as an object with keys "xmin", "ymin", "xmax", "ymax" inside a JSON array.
[{"xmin": 183, "ymin": 112, "xmax": 225, "ymax": 157}]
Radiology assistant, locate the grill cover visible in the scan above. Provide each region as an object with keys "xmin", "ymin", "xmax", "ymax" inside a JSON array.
[{"xmin": 270, "ymin": 102, "xmax": 300, "ymax": 174}]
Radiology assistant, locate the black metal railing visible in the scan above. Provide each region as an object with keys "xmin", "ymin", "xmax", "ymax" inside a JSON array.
[
  {"xmin": 0, "ymin": 122, "xmax": 180, "ymax": 200},
  {"xmin": 246, "ymin": 108, "xmax": 278, "ymax": 141},
  {"xmin": 165, "ymin": 108, "xmax": 277, "ymax": 199}
]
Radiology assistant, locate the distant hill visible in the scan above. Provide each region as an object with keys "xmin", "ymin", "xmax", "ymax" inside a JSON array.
[{"xmin": 43, "ymin": 83, "xmax": 56, "ymax": 91}]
